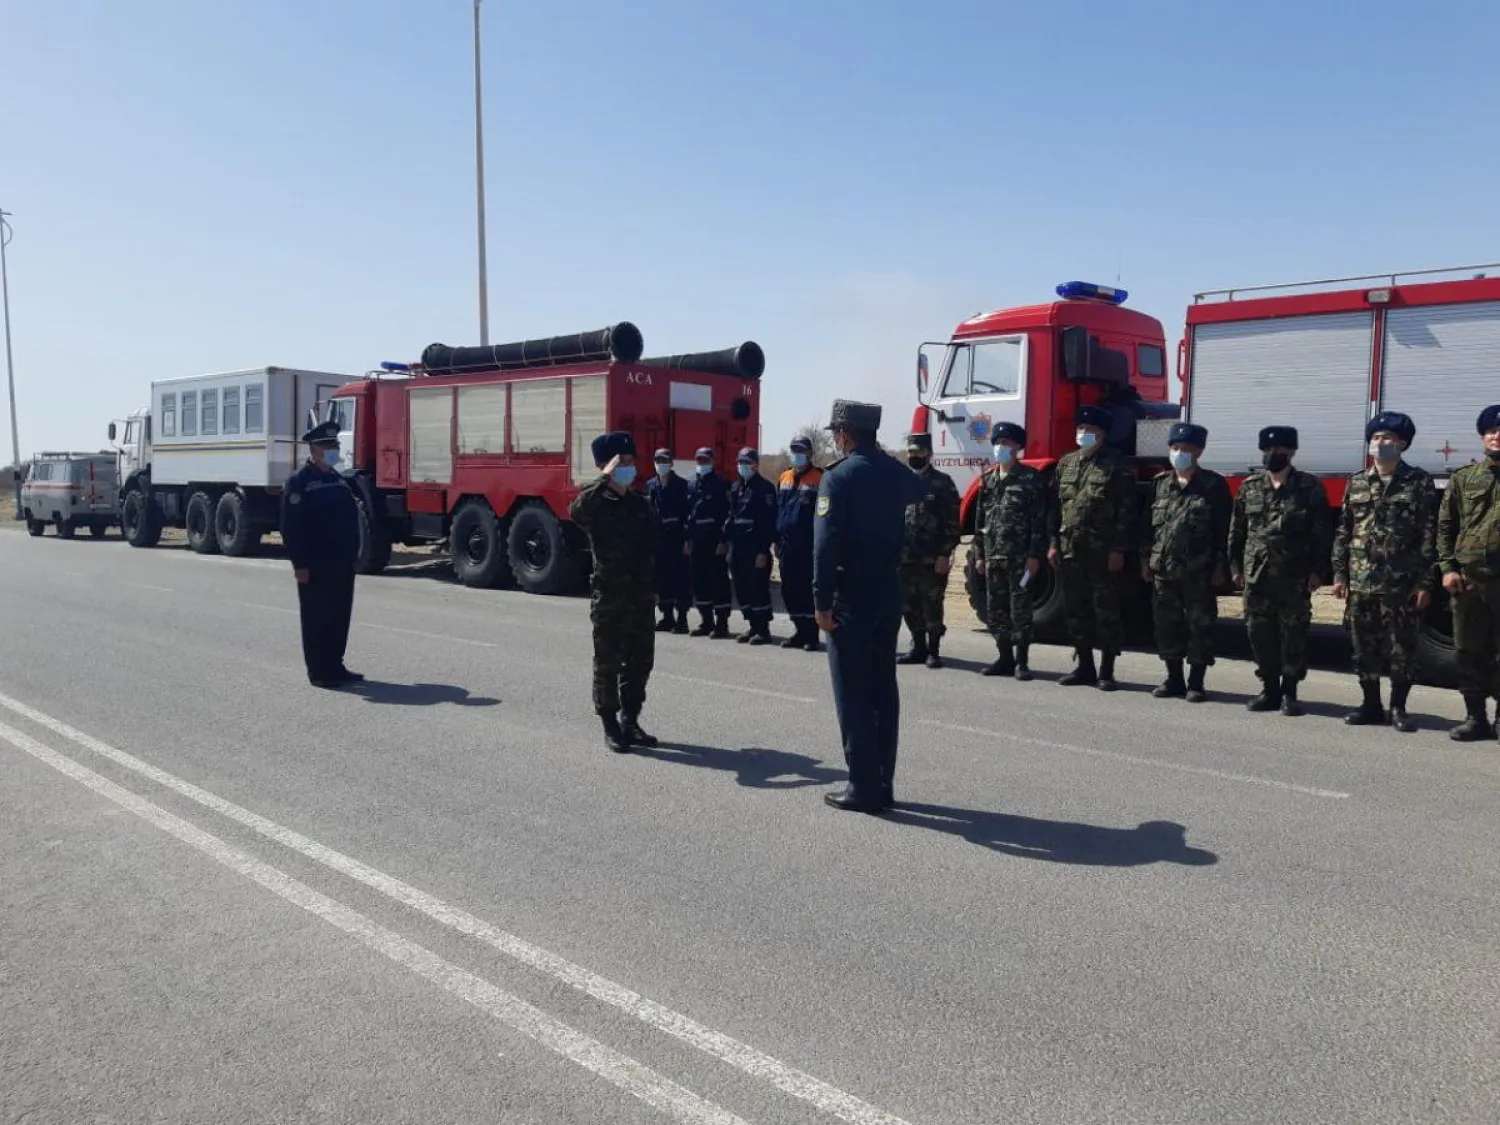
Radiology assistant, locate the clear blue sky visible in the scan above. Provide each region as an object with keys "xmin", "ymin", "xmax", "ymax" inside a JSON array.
[{"xmin": 3, "ymin": 0, "xmax": 1498, "ymax": 459}]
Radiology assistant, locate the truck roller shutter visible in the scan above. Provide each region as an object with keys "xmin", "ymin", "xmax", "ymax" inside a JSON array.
[
  {"xmin": 1187, "ymin": 311, "xmax": 1373, "ymax": 476},
  {"xmin": 409, "ymin": 387, "xmax": 454, "ymax": 484},
  {"xmin": 1380, "ymin": 301, "xmax": 1500, "ymax": 476}
]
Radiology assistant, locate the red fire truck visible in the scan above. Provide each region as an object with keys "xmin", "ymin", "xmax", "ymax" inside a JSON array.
[
  {"xmin": 914, "ymin": 266, "xmax": 1500, "ymax": 684},
  {"xmin": 325, "ymin": 323, "xmax": 764, "ymax": 595}
]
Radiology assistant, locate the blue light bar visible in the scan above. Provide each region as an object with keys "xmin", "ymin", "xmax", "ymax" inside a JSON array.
[
  {"xmin": 381, "ymin": 361, "xmax": 413, "ymax": 373},
  {"xmin": 1056, "ymin": 281, "xmax": 1128, "ymax": 305}
]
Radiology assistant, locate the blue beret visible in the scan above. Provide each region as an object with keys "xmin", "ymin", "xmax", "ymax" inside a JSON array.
[
  {"xmin": 1366, "ymin": 411, "xmax": 1415, "ymax": 444},
  {"xmin": 302, "ymin": 420, "xmax": 341, "ymax": 445},
  {"xmin": 1478, "ymin": 406, "xmax": 1500, "ymax": 435},
  {"xmin": 591, "ymin": 430, "xmax": 635, "ymax": 467},
  {"xmin": 1076, "ymin": 405, "xmax": 1111, "ymax": 431},
  {"xmin": 737, "ymin": 447, "xmax": 759, "ymax": 462},
  {"xmin": 694, "ymin": 446, "xmax": 714, "ymax": 460},
  {"xmin": 1258, "ymin": 425, "xmax": 1298, "ymax": 451},
  {"xmin": 1169, "ymin": 422, "xmax": 1208, "ymax": 448},
  {"xmin": 789, "ymin": 436, "xmax": 812, "ymax": 452},
  {"xmin": 992, "ymin": 422, "xmax": 1027, "ymax": 446}
]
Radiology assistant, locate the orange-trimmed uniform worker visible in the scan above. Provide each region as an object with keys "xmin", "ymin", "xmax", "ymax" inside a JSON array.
[{"xmin": 775, "ymin": 435, "xmax": 825, "ymax": 651}]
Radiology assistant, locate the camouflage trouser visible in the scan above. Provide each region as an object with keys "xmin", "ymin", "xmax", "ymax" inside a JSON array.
[
  {"xmin": 1060, "ymin": 549, "xmax": 1123, "ymax": 654},
  {"xmin": 985, "ymin": 554, "xmax": 1035, "ymax": 645},
  {"xmin": 590, "ymin": 594, "xmax": 656, "ymax": 716},
  {"xmin": 1153, "ymin": 571, "xmax": 1218, "ymax": 666},
  {"xmin": 1244, "ymin": 581, "xmax": 1312, "ymax": 681},
  {"xmin": 900, "ymin": 557, "xmax": 949, "ymax": 638},
  {"xmin": 1451, "ymin": 578, "xmax": 1500, "ymax": 698},
  {"xmin": 1346, "ymin": 591, "xmax": 1423, "ymax": 683}
]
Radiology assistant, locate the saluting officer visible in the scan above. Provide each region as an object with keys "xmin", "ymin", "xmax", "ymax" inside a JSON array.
[
  {"xmin": 775, "ymin": 435, "xmax": 824, "ymax": 651},
  {"xmin": 569, "ymin": 432, "xmax": 660, "ymax": 754},
  {"xmin": 1229, "ymin": 425, "xmax": 1333, "ymax": 717},
  {"xmin": 281, "ymin": 421, "xmax": 363, "ymax": 689},
  {"xmin": 1048, "ymin": 404, "xmax": 1137, "ymax": 691},
  {"xmin": 685, "ymin": 446, "xmax": 733, "ymax": 639},
  {"xmin": 814, "ymin": 400, "xmax": 927, "ymax": 814},
  {"xmin": 726, "ymin": 448, "xmax": 778, "ymax": 644},
  {"xmin": 1436, "ymin": 404, "xmax": 1500, "ymax": 741},
  {"xmin": 973, "ymin": 422, "xmax": 1048, "ymax": 680},
  {"xmin": 1141, "ymin": 422, "xmax": 1232, "ymax": 703},
  {"xmin": 647, "ymin": 448, "xmax": 692, "ymax": 635},
  {"xmin": 1331, "ymin": 411, "xmax": 1437, "ymax": 733},
  {"xmin": 897, "ymin": 432, "xmax": 962, "ymax": 669}
]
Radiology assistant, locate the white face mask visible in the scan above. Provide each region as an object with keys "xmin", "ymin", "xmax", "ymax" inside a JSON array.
[
  {"xmin": 1169, "ymin": 449, "xmax": 1195, "ymax": 471},
  {"xmin": 1077, "ymin": 430, "xmax": 1098, "ymax": 451}
]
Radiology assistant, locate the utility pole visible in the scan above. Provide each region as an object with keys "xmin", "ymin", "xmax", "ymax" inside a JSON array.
[
  {"xmin": 473, "ymin": 0, "xmax": 490, "ymax": 345},
  {"xmin": 0, "ymin": 208, "xmax": 19, "ymax": 516}
]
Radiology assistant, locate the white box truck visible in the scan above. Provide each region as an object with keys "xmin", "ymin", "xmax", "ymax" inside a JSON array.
[{"xmin": 110, "ymin": 366, "xmax": 350, "ymax": 555}]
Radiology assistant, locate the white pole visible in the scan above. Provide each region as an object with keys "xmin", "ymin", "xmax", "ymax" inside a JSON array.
[
  {"xmin": 0, "ymin": 208, "xmax": 19, "ymax": 514},
  {"xmin": 473, "ymin": 0, "xmax": 490, "ymax": 346}
]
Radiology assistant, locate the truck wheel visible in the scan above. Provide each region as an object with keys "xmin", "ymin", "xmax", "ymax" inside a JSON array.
[
  {"xmin": 1414, "ymin": 591, "xmax": 1460, "ymax": 689},
  {"xmin": 185, "ymin": 492, "xmax": 220, "ymax": 555},
  {"xmin": 356, "ymin": 496, "xmax": 394, "ymax": 576},
  {"xmin": 214, "ymin": 491, "xmax": 257, "ymax": 556},
  {"xmin": 56, "ymin": 517, "xmax": 76, "ymax": 540},
  {"xmin": 1029, "ymin": 558, "xmax": 1068, "ymax": 642},
  {"xmin": 25, "ymin": 518, "xmax": 44, "ymax": 538},
  {"xmin": 89, "ymin": 523, "xmax": 108, "ymax": 539},
  {"xmin": 121, "ymin": 490, "xmax": 163, "ymax": 548},
  {"xmin": 506, "ymin": 502, "xmax": 578, "ymax": 595},
  {"xmin": 450, "ymin": 500, "xmax": 514, "ymax": 588},
  {"xmin": 963, "ymin": 542, "xmax": 989, "ymax": 626}
]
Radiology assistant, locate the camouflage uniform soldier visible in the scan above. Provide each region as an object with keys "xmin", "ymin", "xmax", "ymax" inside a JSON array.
[
  {"xmin": 974, "ymin": 422, "xmax": 1048, "ymax": 680},
  {"xmin": 1229, "ymin": 425, "xmax": 1333, "ymax": 717},
  {"xmin": 1141, "ymin": 422, "xmax": 1231, "ymax": 703},
  {"xmin": 897, "ymin": 433, "xmax": 962, "ymax": 669},
  {"xmin": 1436, "ymin": 404, "xmax": 1500, "ymax": 742},
  {"xmin": 1048, "ymin": 404, "xmax": 1137, "ymax": 691},
  {"xmin": 568, "ymin": 431, "xmax": 660, "ymax": 754},
  {"xmin": 1331, "ymin": 411, "xmax": 1437, "ymax": 733}
]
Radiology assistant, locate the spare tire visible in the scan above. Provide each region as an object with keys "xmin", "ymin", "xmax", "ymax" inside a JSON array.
[{"xmin": 449, "ymin": 500, "xmax": 513, "ymax": 588}]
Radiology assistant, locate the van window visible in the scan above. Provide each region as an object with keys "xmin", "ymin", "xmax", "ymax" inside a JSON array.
[
  {"xmin": 223, "ymin": 387, "xmax": 241, "ymax": 434},
  {"xmin": 181, "ymin": 392, "xmax": 198, "ymax": 437},
  {"xmin": 161, "ymin": 394, "xmax": 177, "ymax": 437},
  {"xmin": 34, "ymin": 462, "xmax": 53, "ymax": 481},
  {"xmin": 1139, "ymin": 344, "xmax": 1166, "ymax": 378},
  {"xmin": 245, "ymin": 384, "xmax": 264, "ymax": 433},
  {"xmin": 201, "ymin": 390, "xmax": 219, "ymax": 436}
]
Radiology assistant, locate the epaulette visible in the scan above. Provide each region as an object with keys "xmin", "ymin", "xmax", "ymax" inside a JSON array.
[{"xmin": 826, "ymin": 456, "xmax": 848, "ymax": 470}]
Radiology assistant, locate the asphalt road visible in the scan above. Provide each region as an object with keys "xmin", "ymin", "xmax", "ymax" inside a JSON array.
[{"xmin": 2, "ymin": 529, "xmax": 1498, "ymax": 1125}]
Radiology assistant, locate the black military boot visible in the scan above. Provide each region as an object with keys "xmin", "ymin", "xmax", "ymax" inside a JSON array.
[
  {"xmin": 780, "ymin": 622, "xmax": 807, "ymax": 649},
  {"xmin": 1153, "ymin": 659, "xmax": 1187, "ymax": 699},
  {"xmin": 1014, "ymin": 643, "xmax": 1034, "ymax": 682},
  {"xmin": 1096, "ymin": 651, "xmax": 1119, "ymax": 692},
  {"xmin": 690, "ymin": 610, "xmax": 714, "ymax": 637},
  {"xmin": 1279, "ymin": 675, "xmax": 1304, "ymax": 717},
  {"xmin": 897, "ymin": 632, "xmax": 929, "ymax": 665},
  {"xmin": 1344, "ymin": 679, "xmax": 1386, "ymax": 726},
  {"xmin": 1246, "ymin": 670, "xmax": 1283, "ymax": 712},
  {"xmin": 1388, "ymin": 679, "xmax": 1416, "ymax": 733},
  {"xmin": 1185, "ymin": 664, "xmax": 1209, "ymax": 704},
  {"xmin": 1059, "ymin": 647, "xmax": 1097, "ymax": 686},
  {"xmin": 736, "ymin": 619, "xmax": 755, "ymax": 644},
  {"xmin": 747, "ymin": 618, "xmax": 772, "ymax": 646},
  {"xmin": 672, "ymin": 608, "xmax": 690, "ymax": 635},
  {"xmin": 620, "ymin": 713, "xmax": 659, "ymax": 748},
  {"xmin": 925, "ymin": 632, "xmax": 944, "ymax": 669},
  {"xmin": 711, "ymin": 609, "xmax": 732, "ymax": 639},
  {"xmin": 655, "ymin": 609, "xmax": 674, "ymax": 632},
  {"xmin": 983, "ymin": 641, "xmax": 1016, "ymax": 678},
  {"xmin": 1448, "ymin": 694, "xmax": 1494, "ymax": 741},
  {"xmin": 601, "ymin": 713, "xmax": 631, "ymax": 754}
]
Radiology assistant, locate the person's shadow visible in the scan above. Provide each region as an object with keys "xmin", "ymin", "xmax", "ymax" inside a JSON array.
[
  {"xmin": 350, "ymin": 681, "xmax": 501, "ymax": 708},
  {"xmin": 641, "ymin": 742, "xmax": 844, "ymax": 789},
  {"xmin": 887, "ymin": 803, "xmax": 1218, "ymax": 867}
]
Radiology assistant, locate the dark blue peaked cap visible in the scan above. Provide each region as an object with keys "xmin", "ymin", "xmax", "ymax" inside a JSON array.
[
  {"xmin": 591, "ymin": 431, "xmax": 635, "ymax": 466},
  {"xmin": 1169, "ymin": 422, "xmax": 1208, "ymax": 448},
  {"xmin": 302, "ymin": 420, "xmax": 340, "ymax": 445},
  {"xmin": 1366, "ymin": 411, "xmax": 1415, "ymax": 444}
]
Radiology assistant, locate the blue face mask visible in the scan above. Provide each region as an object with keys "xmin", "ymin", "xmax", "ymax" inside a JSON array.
[
  {"xmin": 737, "ymin": 463, "xmax": 755, "ymax": 480},
  {"xmin": 322, "ymin": 448, "xmax": 341, "ymax": 469},
  {"xmin": 791, "ymin": 452, "xmax": 808, "ymax": 469},
  {"xmin": 1169, "ymin": 449, "xmax": 1195, "ymax": 471},
  {"xmin": 612, "ymin": 465, "xmax": 637, "ymax": 487},
  {"xmin": 991, "ymin": 444, "xmax": 1015, "ymax": 466},
  {"xmin": 695, "ymin": 463, "xmax": 712, "ymax": 476},
  {"xmin": 1077, "ymin": 430, "xmax": 1098, "ymax": 450},
  {"xmin": 655, "ymin": 461, "xmax": 672, "ymax": 476}
]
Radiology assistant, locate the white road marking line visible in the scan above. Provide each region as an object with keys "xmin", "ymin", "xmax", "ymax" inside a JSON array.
[
  {"xmin": 655, "ymin": 672, "xmax": 818, "ymax": 704},
  {"xmin": 920, "ymin": 719, "xmax": 1352, "ymax": 800},
  {"xmin": 124, "ymin": 582, "xmax": 175, "ymax": 593},
  {"xmin": 0, "ymin": 690, "xmax": 912, "ymax": 1125},
  {"xmin": 0, "ymin": 719, "xmax": 752, "ymax": 1125}
]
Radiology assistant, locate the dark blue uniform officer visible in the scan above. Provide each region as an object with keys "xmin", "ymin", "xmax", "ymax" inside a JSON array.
[
  {"xmin": 647, "ymin": 447, "xmax": 692, "ymax": 634},
  {"xmin": 726, "ymin": 447, "xmax": 778, "ymax": 644},
  {"xmin": 814, "ymin": 400, "xmax": 928, "ymax": 813},
  {"xmin": 686, "ymin": 445, "xmax": 733, "ymax": 639},
  {"xmin": 281, "ymin": 421, "xmax": 362, "ymax": 689}
]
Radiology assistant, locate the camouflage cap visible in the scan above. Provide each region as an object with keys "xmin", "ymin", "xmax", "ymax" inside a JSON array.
[{"xmin": 825, "ymin": 399, "xmax": 882, "ymax": 432}]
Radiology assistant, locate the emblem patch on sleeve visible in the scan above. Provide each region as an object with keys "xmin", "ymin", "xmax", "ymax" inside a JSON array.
[
  {"xmin": 289, "ymin": 493, "xmax": 302, "ymax": 505},
  {"xmin": 816, "ymin": 495, "xmax": 830, "ymax": 516}
]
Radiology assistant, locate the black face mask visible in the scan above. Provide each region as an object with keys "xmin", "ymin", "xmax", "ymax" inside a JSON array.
[
  {"xmin": 1263, "ymin": 452, "xmax": 1291, "ymax": 473},
  {"xmin": 908, "ymin": 456, "xmax": 929, "ymax": 470}
]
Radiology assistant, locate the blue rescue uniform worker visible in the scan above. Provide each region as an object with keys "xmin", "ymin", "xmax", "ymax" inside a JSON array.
[
  {"xmin": 775, "ymin": 436, "xmax": 824, "ymax": 651},
  {"xmin": 686, "ymin": 445, "xmax": 733, "ymax": 639},
  {"xmin": 280, "ymin": 421, "xmax": 362, "ymax": 689},
  {"xmin": 647, "ymin": 447, "xmax": 693, "ymax": 634},
  {"xmin": 813, "ymin": 400, "xmax": 927, "ymax": 814},
  {"xmin": 727, "ymin": 447, "xmax": 778, "ymax": 644}
]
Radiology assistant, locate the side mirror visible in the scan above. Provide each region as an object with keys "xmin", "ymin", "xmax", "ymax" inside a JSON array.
[
  {"xmin": 917, "ymin": 352, "xmax": 929, "ymax": 395},
  {"xmin": 1061, "ymin": 326, "xmax": 1091, "ymax": 382},
  {"xmin": 107, "ymin": 423, "xmax": 117, "ymax": 442}
]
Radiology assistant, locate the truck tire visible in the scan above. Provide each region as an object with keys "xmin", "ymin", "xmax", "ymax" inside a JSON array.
[
  {"xmin": 89, "ymin": 522, "xmax": 108, "ymax": 539},
  {"xmin": 121, "ymin": 490, "xmax": 163, "ymax": 548},
  {"xmin": 1414, "ymin": 591, "xmax": 1460, "ymax": 689},
  {"xmin": 963, "ymin": 542, "xmax": 989, "ymax": 626},
  {"xmin": 356, "ymin": 496, "xmax": 394, "ymax": 576},
  {"xmin": 507, "ymin": 502, "xmax": 579, "ymax": 595},
  {"xmin": 964, "ymin": 544, "xmax": 1068, "ymax": 642},
  {"xmin": 25, "ymin": 518, "xmax": 44, "ymax": 537},
  {"xmin": 56, "ymin": 517, "xmax": 76, "ymax": 540},
  {"xmin": 185, "ymin": 492, "xmax": 220, "ymax": 555},
  {"xmin": 450, "ymin": 500, "xmax": 513, "ymax": 588},
  {"xmin": 214, "ymin": 491, "xmax": 258, "ymax": 557}
]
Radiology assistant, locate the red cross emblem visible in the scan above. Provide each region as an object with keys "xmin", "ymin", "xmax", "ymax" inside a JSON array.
[{"xmin": 1437, "ymin": 440, "xmax": 1457, "ymax": 463}]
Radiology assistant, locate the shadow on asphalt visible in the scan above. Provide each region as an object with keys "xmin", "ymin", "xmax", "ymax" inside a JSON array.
[
  {"xmin": 885, "ymin": 805, "xmax": 1220, "ymax": 867},
  {"xmin": 642, "ymin": 742, "xmax": 844, "ymax": 789},
  {"xmin": 349, "ymin": 681, "xmax": 501, "ymax": 708}
]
